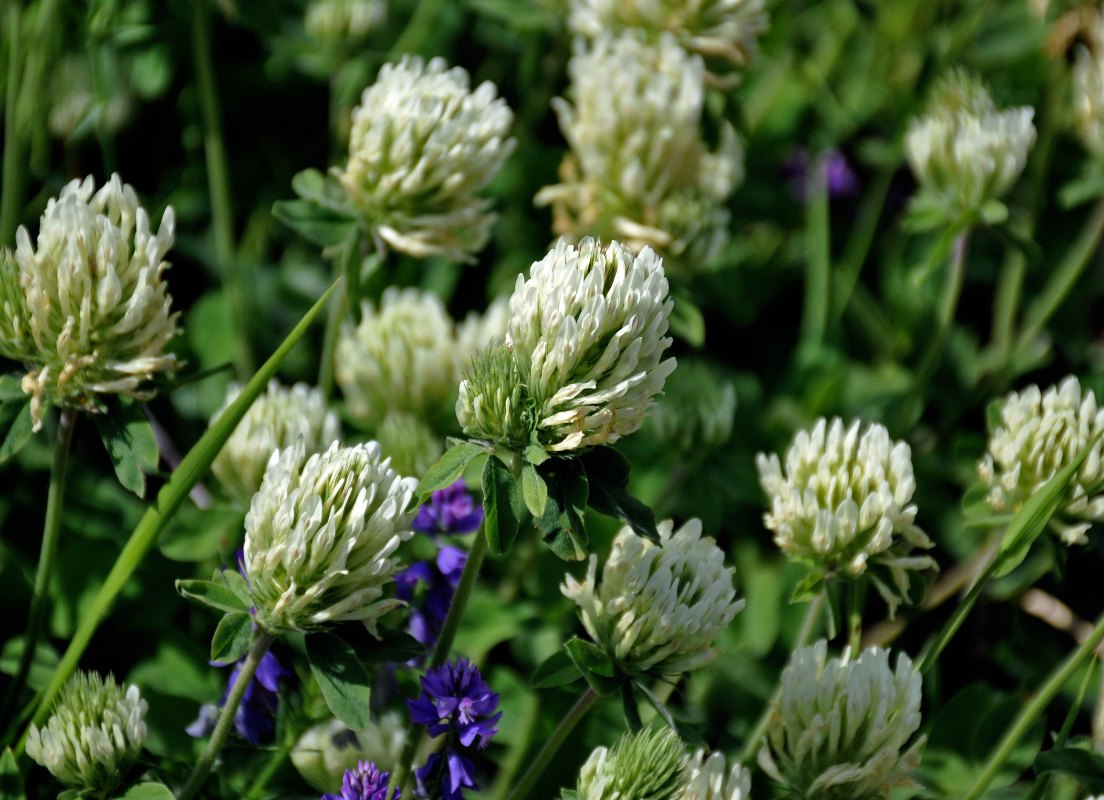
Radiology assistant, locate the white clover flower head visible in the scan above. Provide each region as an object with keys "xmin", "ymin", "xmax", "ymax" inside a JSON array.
[
  {"xmin": 336, "ymin": 287, "xmax": 462, "ymax": 430},
  {"xmin": 243, "ymin": 439, "xmax": 418, "ymax": 635},
  {"xmin": 567, "ymin": 726, "xmax": 689, "ymax": 800},
  {"xmin": 562, "ymin": 518, "xmax": 743, "ymax": 676},
  {"xmin": 0, "ymin": 174, "xmax": 179, "ymax": 431},
  {"xmin": 304, "ymin": 0, "xmax": 386, "ymax": 40},
  {"xmin": 536, "ymin": 33, "xmax": 742, "ymax": 270},
  {"xmin": 757, "ymin": 418, "xmax": 935, "ymax": 614},
  {"xmin": 505, "ymin": 237, "xmax": 676, "ymax": 453},
  {"xmin": 649, "ymin": 358, "xmax": 736, "ymax": 452},
  {"xmin": 758, "ymin": 641, "xmax": 925, "ymax": 800},
  {"xmin": 904, "ymin": 69, "xmax": 1036, "ymax": 222},
  {"xmin": 291, "ymin": 712, "xmax": 406, "ymax": 793},
  {"xmin": 678, "ymin": 750, "xmax": 751, "ymax": 800},
  {"xmin": 1073, "ymin": 17, "xmax": 1104, "ymax": 159},
  {"xmin": 567, "ymin": 0, "xmax": 768, "ymax": 81},
  {"xmin": 332, "ymin": 56, "xmax": 515, "ymax": 262},
  {"xmin": 978, "ymin": 375, "xmax": 1104, "ymax": 545},
  {"xmin": 26, "ymin": 671, "xmax": 148, "ymax": 794},
  {"xmin": 210, "ymin": 380, "xmax": 341, "ymax": 508}
]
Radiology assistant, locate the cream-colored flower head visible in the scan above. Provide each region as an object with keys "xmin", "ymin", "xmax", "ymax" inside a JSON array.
[
  {"xmin": 1074, "ymin": 13, "xmax": 1104, "ymax": 158},
  {"xmin": 291, "ymin": 712, "xmax": 406, "ymax": 792},
  {"xmin": 905, "ymin": 69, "xmax": 1036, "ymax": 222},
  {"xmin": 332, "ymin": 56, "xmax": 515, "ymax": 262},
  {"xmin": 566, "ymin": 726, "xmax": 689, "ymax": 800},
  {"xmin": 305, "ymin": 0, "xmax": 386, "ymax": 40},
  {"xmin": 336, "ymin": 287, "xmax": 461, "ymax": 430},
  {"xmin": 562, "ymin": 517, "xmax": 742, "ymax": 677},
  {"xmin": 210, "ymin": 380, "xmax": 341, "ymax": 508},
  {"xmin": 243, "ymin": 439, "xmax": 417, "ymax": 635},
  {"xmin": 756, "ymin": 418, "xmax": 935, "ymax": 614},
  {"xmin": 0, "ymin": 174, "xmax": 179, "ymax": 431},
  {"xmin": 26, "ymin": 671, "xmax": 148, "ymax": 795},
  {"xmin": 567, "ymin": 0, "xmax": 768, "ymax": 81},
  {"xmin": 759, "ymin": 641, "xmax": 924, "ymax": 800},
  {"xmin": 469, "ymin": 237, "xmax": 675, "ymax": 453},
  {"xmin": 978, "ymin": 375, "xmax": 1104, "ymax": 545},
  {"xmin": 535, "ymin": 33, "xmax": 742, "ymax": 270},
  {"xmin": 649, "ymin": 358, "xmax": 736, "ymax": 452},
  {"xmin": 678, "ymin": 750, "xmax": 751, "ymax": 800}
]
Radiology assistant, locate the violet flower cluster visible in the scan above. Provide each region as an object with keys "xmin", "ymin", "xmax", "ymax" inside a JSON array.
[
  {"xmin": 322, "ymin": 760, "xmax": 394, "ymax": 800},
  {"xmin": 407, "ymin": 658, "xmax": 502, "ymax": 800},
  {"xmin": 186, "ymin": 650, "xmax": 290, "ymax": 745}
]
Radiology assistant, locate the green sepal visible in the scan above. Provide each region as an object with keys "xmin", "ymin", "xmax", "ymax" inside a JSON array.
[
  {"xmin": 483, "ymin": 453, "xmax": 520, "ymax": 555},
  {"xmin": 790, "ymin": 572, "xmax": 824, "ymax": 604},
  {"xmin": 414, "ymin": 442, "xmax": 485, "ymax": 506},
  {"xmin": 210, "ymin": 612, "xmax": 253, "ymax": 663},
  {"xmin": 175, "ymin": 579, "xmax": 250, "ymax": 614},
  {"xmin": 305, "ymin": 632, "xmax": 374, "ymax": 729},
  {"xmin": 580, "ymin": 447, "xmax": 659, "ymax": 544},
  {"xmin": 93, "ymin": 399, "xmax": 159, "ymax": 497},
  {"xmin": 530, "ymin": 648, "xmax": 583, "ymax": 689},
  {"xmin": 564, "ymin": 637, "xmax": 622, "ymax": 696}
]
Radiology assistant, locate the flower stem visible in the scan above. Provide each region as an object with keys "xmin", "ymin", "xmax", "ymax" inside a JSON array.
[
  {"xmin": 389, "ymin": 0, "xmax": 448, "ymax": 58},
  {"xmin": 916, "ymin": 544, "xmax": 1000, "ymax": 676},
  {"xmin": 799, "ymin": 162, "xmax": 830, "ymax": 351},
  {"xmin": 0, "ymin": 409, "xmax": 76, "ymax": 736},
  {"xmin": 317, "ymin": 261, "xmax": 347, "ymax": 398},
  {"xmin": 847, "ymin": 580, "xmax": 864, "ymax": 654},
  {"xmin": 0, "ymin": 1, "xmax": 23, "ymax": 247},
  {"xmin": 505, "ymin": 687, "xmax": 600, "ymax": 800},
  {"xmin": 1024, "ymin": 656, "xmax": 1097, "ymax": 800},
  {"xmin": 963, "ymin": 610, "xmax": 1104, "ymax": 800},
  {"xmin": 243, "ymin": 733, "xmax": 296, "ymax": 800},
  {"xmin": 178, "ymin": 633, "xmax": 277, "ymax": 800},
  {"xmin": 738, "ymin": 591, "xmax": 824, "ymax": 764}
]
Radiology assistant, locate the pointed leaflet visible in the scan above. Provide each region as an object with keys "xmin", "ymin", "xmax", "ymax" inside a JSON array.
[
  {"xmin": 306, "ymin": 633, "xmax": 373, "ymax": 729},
  {"xmin": 94, "ymin": 400, "xmax": 159, "ymax": 497},
  {"xmin": 414, "ymin": 442, "xmax": 485, "ymax": 505},
  {"xmin": 581, "ymin": 447, "xmax": 659, "ymax": 544},
  {"xmin": 210, "ymin": 612, "xmax": 253, "ymax": 663},
  {"xmin": 483, "ymin": 453, "xmax": 520, "ymax": 555}
]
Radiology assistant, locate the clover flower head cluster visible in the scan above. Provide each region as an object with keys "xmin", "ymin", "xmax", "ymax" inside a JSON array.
[
  {"xmin": 758, "ymin": 641, "xmax": 924, "ymax": 800},
  {"xmin": 242, "ymin": 439, "xmax": 417, "ymax": 634},
  {"xmin": 978, "ymin": 375, "xmax": 1104, "ymax": 545},
  {"xmin": 679, "ymin": 750, "xmax": 751, "ymax": 800},
  {"xmin": 904, "ymin": 68, "xmax": 1036, "ymax": 221},
  {"xmin": 26, "ymin": 671, "xmax": 148, "ymax": 794},
  {"xmin": 0, "ymin": 173, "xmax": 179, "ymax": 430},
  {"xmin": 332, "ymin": 56, "xmax": 515, "ymax": 262},
  {"xmin": 566, "ymin": 726, "xmax": 688, "ymax": 800},
  {"xmin": 292, "ymin": 713, "xmax": 406, "ymax": 792},
  {"xmin": 210, "ymin": 380, "xmax": 341, "ymax": 508},
  {"xmin": 536, "ymin": 33, "xmax": 742, "ymax": 269},
  {"xmin": 460, "ymin": 237, "xmax": 676, "ymax": 453},
  {"xmin": 1074, "ymin": 19, "xmax": 1104, "ymax": 159},
  {"xmin": 649, "ymin": 358, "xmax": 736, "ymax": 452},
  {"xmin": 323, "ymin": 760, "xmax": 394, "ymax": 800},
  {"xmin": 756, "ymin": 417, "xmax": 934, "ymax": 614},
  {"xmin": 562, "ymin": 517, "xmax": 743, "ymax": 676},
  {"xmin": 305, "ymin": 0, "xmax": 386, "ymax": 40},
  {"xmin": 567, "ymin": 0, "xmax": 768, "ymax": 81}
]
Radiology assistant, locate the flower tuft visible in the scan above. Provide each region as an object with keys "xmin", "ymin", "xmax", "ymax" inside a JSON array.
[
  {"xmin": 566, "ymin": 726, "xmax": 688, "ymax": 800},
  {"xmin": 242, "ymin": 439, "xmax": 418, "ymax": 634},
  {"xmin": 756, "ymin": 417, "xmax": 935, "ymax": 615},
  {"xmin": 333, "ymin": 56, "xmax": 515, "ymax": 262},
  {"xmin": 758, "ymin": 641, "xmax": 925, "ymax": 800},
  {"xmin": 978, "ymin": 375, "xmax": 1104, "ymax": 545},
  {"xmin": 26, "ymin": 671, "xmax": 148, "ymax": 795},
  {"xmin": 322, "ymin": 760, "xmax": 394, "ymax": 800},
  {"xmin": 562, "ymin": 518, "xmax": 743, "ymax": 677},
  {"xmin": 0, "ymin": 174, "xmax": 180, "ymax": 431},
  {"xmin": 455, "ymin": 343, "xmax": 537, "ymax": 449},
  {"xmin": 305, "ymin": 0, "xmax": 385, "ymax": 40},
  {"xmin": 678, "ymin": 750, "xmax": 751, "ymax": 800},
  {"xmin": 210, "ymin": 380, "xmax": 340, "ymax": 508}
]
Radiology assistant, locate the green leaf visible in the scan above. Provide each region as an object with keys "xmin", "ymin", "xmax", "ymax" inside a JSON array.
[
  {"xmin": 530, "ymin": 648, "xmax": 582, "ymax": 689},
  {"xmin": 175, "ymin": 579, "xmax": 250, "ymax": 614},
  {"xmin": 305, "ymin": 632, "xmax": 374, "ymax": 729},
  {"xmin": 0, "ymin": 375, "xmax": 24, "ymax": 401},
  {"xmin": 994, "ymin": 431, "xmax": 1102, "ymax": 577},
  {"xmin": 116, "ymin": 783, "xmax": 175, "ymax": 800},
  {"xmin": 0, "ymin": 394, "xmax": 33, "ymax": 464},
  {"xmin": 669, "ymin": 290, "xmax": 706, "ymax": 348},
  {"xmin": 536, "ymin": 460, "xmax": 589, "ymax": 561},
  {"xmin": 335, "ymin": 624, "xmax": 425, "ymax": 666},
  {"xmin": 0, "ymin": 747, "xmax": 24, "ymax": 800},
  {"xmin": 415, "ymin": 443, "xmax": 485, "ymax": 504},
  {"xmin": 581, "ymin": 447, "xmax": 659, "ymax": 544},
  {"xmin": 158, "ymin": 505, "xmax": 245, "ymax": 563},
  {"xmin": 212, "ymin": 568, "xmax": 253, "ymax": 608},
  {"xmin": 633, "ymin": 679, "xmax": 708, "ymax": 748},
  {"xmin": 483, "ymin": 454, "xmax": 520, "ymax": 555},
  {"xmin": 564, "ymin": 637, "xmax": 622, "ymax": 696},
  {"xmin": 524, "ymin": 442, "xmax": 549, "ymax": 466},
  {"xmin": 791, "ymin": 572, "xmax": 824, "ymax": 604},
  {"xmin": 979, "ymin": 199, "xmax": 1009, "ymax": 225},
  {"xmin": 272, "ymin": 198, "xmax": 358, "ymax": 248},
  {"xmin": 0, "ymin": 638, "xmax": 59, "ymax": 693},
  {"xmin": 94, "ymin": 401, "xmax": 159, "ymax": 497},
  {"xmin": 521, "ymin": 462, "xmax": 548, "ymax": 518},
  {"xmin": 1035, "ymin": 746, "xmax": 1104, "ymax": 792},
  {"xmin": 210, "ymin": 612, "xmax": 253, "ymax": 663}
]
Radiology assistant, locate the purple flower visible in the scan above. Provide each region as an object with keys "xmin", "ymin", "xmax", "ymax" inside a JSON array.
[
  {"xmin": 412, "ymin": 481, "xmax": 483, "ymax": 536},
  {"xmin": 322, "ymin": 761, "xmax": 395, "ymax": 800},
  {"xmin": 186, "ymin": 650, "xmax": 290, "ymax": 745},
  {"xmin": 407, "ymin": 658, "xmax": 501, "ymax": 748},
  {"xmin": 785, "ymin": 148, "xmax": 858, "ymax": 203},
  {"xmin": 396, "ymin": 546, "xmax": 468, "ymax": 648},
  {"xmin": 415, "ymin": 751, "xmax": 476, "ymax": 800}
]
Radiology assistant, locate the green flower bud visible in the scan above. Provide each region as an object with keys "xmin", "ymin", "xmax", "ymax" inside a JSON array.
[
  {"xmin": 26, "ymin": 671, "xmax": 148, "ymax": 796},
  {"xmin": 243, "ymin": 440, "xmax": 417, "ymax": 635},
  {"xmin": 210, "ymin": 380, "xmax": 341, "ymax": 508},
  {"xmin": 455, "ymin": 343, "xmax": 537, "ymax": 450},
  {"xmin": 562, "ymin": 518, "xmax": 743, "ymax": 677},
  {"xmin": 0, "ymin": 174, "xmax": 180, "ymax": 431},
  {"xmin": 566, "ymin": 726, "xmax": 689, "ymax": 800},
  {"xmin": 759, "ymin": 641, "xmax": 924, "ymax": 800}
]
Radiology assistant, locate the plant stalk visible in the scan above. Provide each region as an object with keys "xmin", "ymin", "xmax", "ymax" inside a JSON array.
[
  {"xmin": 1024, "ymin": 657, "xmax": 1097, "ymax": 800},
  {"xmin": 799, "ymin": 162, "xmax": 830, "ymax": 351},
  {"xmin": 0, "ymin": 1, "xmax": 23, "ymax": 246},
  {"xmin": 916, "ymin": 544, "xmax": 1000, "ymax": 676},
  {"xmin": 505, "ymin": 687, "xmax": 600, "ymax": 800}
]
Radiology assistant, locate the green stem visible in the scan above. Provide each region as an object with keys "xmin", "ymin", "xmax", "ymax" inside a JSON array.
[
  {"xmin": 799, "ymin": 162, "xmax": 830, "ymax": 351},
  {"xmin": 14, "ymin": 281, "xmax": 338, "ymax": 754},
  {"xmin": 963, "ymin": 610, "xmax": 1104, "ymax": 800},
  {"xmin": 243, "ymin": 731, "xmax": 297, "ymax": 800},
  {"xmin": 389, "ymin": 527, "xmax": 490, "ymax": 797},
  {"xmin": 505, "ymin": 688, "xmax": 600, "ymax": 800},
  {"xmin": 0, "ymin": 409, "xmax": 76, "ymax": 735},
  {"xmin": 178, "ymin": 634, "xmax": 276, "ymax": 800},
  {"xmin": 1024, "ymin": 656, "xmax": 1097, "ymax": 800},
  {"xmin": 193, "ymin": 0, "xmax": 253, "ymax": 379},
  {"xmin": 738, "ymin": 591, "xmax": 824, "ymax": 764},
  {"xmin": 0, "ymin": 1, "xmax": 23, "ymax": 246},
  {"xmin": 847, "ymin": 580, "xmax": 864, "ymax": 654},
  {"xmin": 622, "ymin": 682, "xmax": 643, "ymax": 731},
  {"xmin": 317, "ymin": 256, "xmax": 348, "ymax": 398},
  {"xmin": 830, "ymin": 166, "xmax": 893, "ymax": 325},
  {"xmin": 388, "ymin": 0, "xmax": 449, "ymax": 57},
  {"xmin": 916, "ymin": 545, "xmax": 999, "ymax": 676}
]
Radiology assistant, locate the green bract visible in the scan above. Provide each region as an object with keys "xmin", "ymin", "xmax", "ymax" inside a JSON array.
[{"xmin": 566, "ymin": 726, "xmax": 689, "ymax": 800}]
